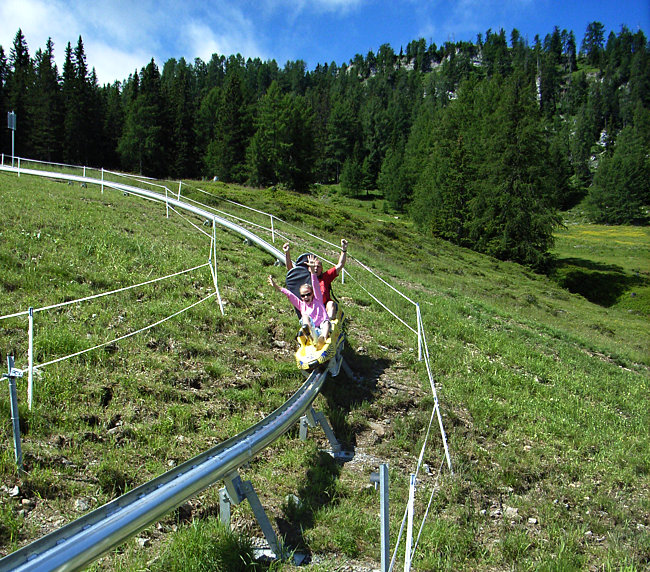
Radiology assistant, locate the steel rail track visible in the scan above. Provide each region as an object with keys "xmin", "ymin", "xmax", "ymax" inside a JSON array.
[{"xmin": 0, "ymin": 165, "xmax": 329, "ymax": 571}]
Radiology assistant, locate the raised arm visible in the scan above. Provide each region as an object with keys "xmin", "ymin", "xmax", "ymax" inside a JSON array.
[
  {"xmin": 269, "ymin": 274, "xmax": 300, "ymax": 310},
  {"xmin": 335, "ymin": 238, "xmax": 348, "ymax": 274},
  {"xmin": 307, "ymin": 255, "xmax": 324, "ymax": 305},
  {"xmin": 283, "ymin": 242, "xmax": 293, "ymax": 271}
]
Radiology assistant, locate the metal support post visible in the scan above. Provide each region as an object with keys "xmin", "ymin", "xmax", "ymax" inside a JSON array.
[
  {"xmin": 299, "ymin": 406, "xmax": 342, "ymax": 453},
  {"xmin": 4, "ymin": 356, "xmax": 24, "ymax": 474},
  {"xmin": 370, "ymin": 464, "xmax": 390, "ymax": 572},
  {"xmin": 270, "ymin": 215, "xmax": 275, "ymax": 243},
  {"xmin": 218, "ymin": 487, "xmax": 231, "ymax": 525},
  {"xmin": 210, "ymin": 222, "xmax": 224, "ymax": 315},
  {"xmin": 177, "ymin": 180, "xmax": 182, "ymax": 200},
  {"xmin": 221, "ymin": 471, "xmax": 284, "ymax": 558}
]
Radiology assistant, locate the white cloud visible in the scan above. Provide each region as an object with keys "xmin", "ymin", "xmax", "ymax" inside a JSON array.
[
  {"xmin": 84, "ymin": 41, "xmax": 149, "ymax": 85},
  {"xmin": 262, "ymin": 0, "xmax": 366, "ymax": 16},
  {"xmin": 1, "ymin": 0, "xmax": 76, "ymax": 56},
  {"xmin": 181, "ymin": 6, "xmax": 267, "ymax": 62}
]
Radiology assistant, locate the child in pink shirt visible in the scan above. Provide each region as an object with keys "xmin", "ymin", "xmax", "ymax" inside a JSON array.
[{"xmin": 268, "ymin": 255, "xmax": 331, "ymax": 348}]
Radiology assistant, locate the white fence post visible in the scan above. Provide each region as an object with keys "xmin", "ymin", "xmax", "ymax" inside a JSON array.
[
  {"xmin": 404, "ymin": 473, "xmax": 416, "ymax": 572},
  {"xmin": 270, "ymin": 215, "xmax": 275, "ymax": 243},
  {"xmin": 28, "ymin": 307, "xmax": 34, "ymax": 410},
  {"xmin": 212, "ymin": 222, "xmax": 224, "ymax": 315},
  {"xmin": 416, "ymin": 303, "xmax": 422, "ymax": 361}
]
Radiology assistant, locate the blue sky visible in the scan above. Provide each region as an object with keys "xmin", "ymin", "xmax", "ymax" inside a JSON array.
[{"xmin": 1, "ymin": 0, "xmax": 648, "ymax": 85}]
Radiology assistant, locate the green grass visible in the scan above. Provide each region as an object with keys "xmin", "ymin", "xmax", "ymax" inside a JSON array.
[
  {"xmin": 1, "ymin": 171, "xmax": 649, "ymax": 570},
  {"xmin": 551, "ymin": 209, "xmax": 650, "ymax": 314}
]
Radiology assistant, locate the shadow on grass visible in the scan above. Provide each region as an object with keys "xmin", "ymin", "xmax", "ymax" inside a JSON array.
[
  {"xmin": 319, "ymin": 347, "xmax": 387, "ymax": 450},
  {"xmin": 275, "ymin": 346, "xmax": 387, "ymax": 555},
  {"xmin": 550, "ymin": 257, "xmax": 648, "ymax": 307},
  {"xmin": 276, "ymin": 449, "xmax": 342, "ymax": 551}
]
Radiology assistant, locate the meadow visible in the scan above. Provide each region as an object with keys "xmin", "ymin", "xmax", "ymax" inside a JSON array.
[{"xmin": 0, "ymin": 171, "xmax": 648, "ymax": 571}]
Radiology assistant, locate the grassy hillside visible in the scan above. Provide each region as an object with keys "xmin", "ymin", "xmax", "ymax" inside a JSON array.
[{"xmin": 0, "ymin": 171, "xmax": 648, "ymax": 571}]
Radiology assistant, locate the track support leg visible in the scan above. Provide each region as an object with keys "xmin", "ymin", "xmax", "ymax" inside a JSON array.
[{"xmin": 220, "ymin": 471, "xmax": 284, "ymax": 559}]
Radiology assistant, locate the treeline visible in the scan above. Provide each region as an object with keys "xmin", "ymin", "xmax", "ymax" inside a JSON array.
[{"xmin": 1, "ymin": 23, "xmax": 648, "ymax": 268}]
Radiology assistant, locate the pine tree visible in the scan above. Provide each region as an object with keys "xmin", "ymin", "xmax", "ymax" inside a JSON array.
[
  {"xmin": 101, "ymin": 81, "xmax": 124, "ymax": 169},
  {"xmin": 581, "ymin": 22, "xmax": 606, "ymax": 67},
  {"xmin": 470, "ymin": 74, "xmax": 560, "ymax": 269},
  {"xmin": 164, "ymin": 58, "xmax": 197, "ymax": 178},
  {"xmin": 203, "ymin": 73, "xmax": 250, "ymax": 182},
  {"xmin": 62, "ymin": 37, "xmax": 102, "ymax": 165},
  {"xmin": 31, "ymin": 38, "xmax": 62, "ymax": 162},
  {"xmin": 118, "ymin": 60, "xmax": 166, "ymax": 176},
  {"xmin": 0, "ymin": 47, "xmax": 7, "ymax": 129},
  {"xmin": 246, "ymin": 81, "xmax": 288, "ymax": 187},
  {"xmin": 325, "ymin": 95, "xmax": 360, "ymax": 183},
  {"xmin": 6, "ymin": 29, "xmax": 34, "ymax": 158},
  {"xmin": 585, "ymin": 122, "xmax": 650, "ymax": 224},
  {"xmin": 411, "ymin": 134, "xmax": 472, "ymax": 245},
  {"xmin": 340, "ymin": 157, "xmax": 364, "ymax": 197}
]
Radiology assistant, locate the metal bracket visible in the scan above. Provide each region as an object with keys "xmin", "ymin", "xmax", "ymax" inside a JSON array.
[
  {"xmin": 299, "ymin": 406, "xmax": 342, "ymax": 454},
  {"xmin": 220, "ymin": 471, "xmax": 285, "ymax": 559},
  {"xmin": 2, "ymin": 368, "xmax": 23, "ymax": 380}
]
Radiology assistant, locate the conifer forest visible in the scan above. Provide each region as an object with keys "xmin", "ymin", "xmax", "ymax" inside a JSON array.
[{"xmin": 1, "ymin": 23, "xmax": 648, "ymax": 268}]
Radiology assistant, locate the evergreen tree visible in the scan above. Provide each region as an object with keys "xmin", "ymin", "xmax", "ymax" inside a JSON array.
[
  {"xmin": 482, "ymin": 29, "xmax": 511, "ymax": 77},
  {"xmin": 246, "ymin": 81, "xmax": 287, "ymax": 187},
  {"xmin": 325, "ymin": 95, "xmax": 360, "ymax": 183},
  {"xmin": 585, "ymin": 122, "xmax": 650, "ymax": 224},
  {"xmin": 306, "ymin": 63, "xmax": 334, "ymax": 183},
  {"xmin": 411, "ymin": 134, "xmax": 472, "ymax": 245},
  {"xmin": 6, "ymin": 29, "xmax": 34, "ymax": 158},
  {"xmin": 340, "ymin": 157, "xmax": 364, "ymax": 197},
  {"xmin": 118, "ymin": 60, "xmax": 166, "ymax": 176},
  {"xmin": 0, "ymin": 46, "xmax": 7, "ymax": 131},
  {"xmin": 470, "ymin": 74, "xmax": 560, "ymax": 269},
  {"xmin": 378, "ymin": 140, "xmax": 409, "ymax": 210},
  {"xmin": 101, "ymin": 81, "xmax": 124, "ymax": 169},
  {"xmin": 202, "ymin": 73, "xmax": 250, "ymax": 182},
  {"xmin": 283, "ymin": 94, "xmax": 315, "ymax": 192},
  {"xmin": 246, "ymin": 81, "xmax": 314, "ymax": 191},
  {"xmin": 164, "ymin": 58, "xmax": 197, "ymax": 178},
  {"xmin": 31, "ymin": 38, "xmax": 62, "ymax": 162},
  {"xmin": 62, "ymin": 37, "xmax": 101, "ymax": 165},
  {"xmin": 581, "ymin": 21, "xmax": 606, "ymax": 67}
]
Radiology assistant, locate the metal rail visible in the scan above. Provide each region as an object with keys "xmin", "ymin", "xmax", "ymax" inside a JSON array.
[
  {"xmin": 0, "ymin": 369, "xmax": 328, "ymax": 571},
  {"xmin": 0, "ymin": 164, "xmax": 329, "ymax": 571}
]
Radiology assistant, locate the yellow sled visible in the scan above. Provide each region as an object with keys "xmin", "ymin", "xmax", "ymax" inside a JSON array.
[{"xmin": 295, "ymin": 306, "xmax": 345, "ymax": 372}]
